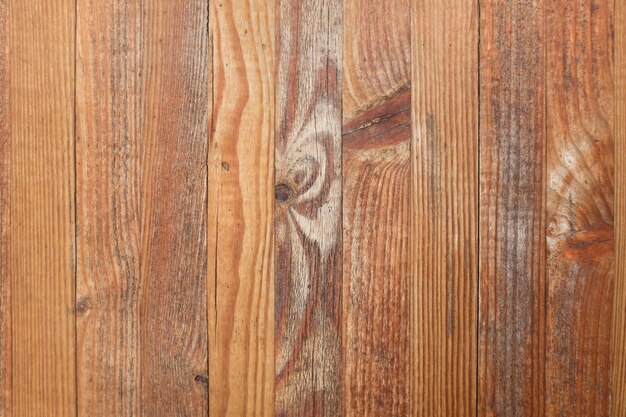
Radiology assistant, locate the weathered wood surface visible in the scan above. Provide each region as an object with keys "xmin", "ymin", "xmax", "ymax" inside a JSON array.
[
  {"xmin": 614, "ymin": 0, "xmax": 626, "ymax": 414},
  {"xmin": 342, "ymin": 0, "xmax": 410, "ymax": 416},
  {"xmin": 76, "ymin": 1, "xmax": 140, "ymax": 415},
  {"xmin": 4, "ymin": 1, "xmax": 77, "ymax": 416},
  {"xmin": 274, "ymin": 0, "xmax": 342, "ymax": 415},
  {"xmin": 546, "ymin": 0, "xmax": 615, "ymax": 415},
  {"xmin": 478, "ymin": 1, "xmax": 546, "ymax": 416},
  {"xmin": 140, "ymin": 1, "xmax": 209, "ymax": 415},
  {"xmin": 208, "ymin": 0, "xmax": 275, "ymax": 416},
  {"xmin": 412, "ymin": 1, "xmax": 478, "ymax": 416}
]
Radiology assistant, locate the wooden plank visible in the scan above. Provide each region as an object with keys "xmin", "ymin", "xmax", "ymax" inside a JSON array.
[
  {"xmin": 613, "ymin": 0, "xmax": 626, "ymax": 414},
  {"xmin": 342, "ymin": 1, "xmax": 410, "ymax": 416},
  {"xmin": 546, "ymin": 0, "xmax": 615, "ymax": 415},
  {"xmin": 0, "ymin": 0, "xmax": 10, "ymax": 414},
  {"xmin": 7, "ymin": 0, "xmax": 76, "ymax": 415},
  {"xmin": 207, "ymin": 0, "xmax": 275, "ymax": 416},
  {"xmin": 412, "ymin": 1, "xmax": 478, "ymax": 416},
  {"xmin": 75, "ymin": 1, "xmax": 140, "ymax": 415},
  {"xmin": 478, "ymin": 1, "xmax": 546, "ymax": 416},
  {"xmin": 140, "ymin": 1, "xmax": 209, "ymax": 415},
  {"xmin": 274, "ymin": 0, "xmax": 342, "ymax": 415}
]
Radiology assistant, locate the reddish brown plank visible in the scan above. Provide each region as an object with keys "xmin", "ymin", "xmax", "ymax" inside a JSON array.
[
  {"xmin": 140, "ymin": 1, "xmax": 209, "ymax": 415},
  {"xmin": 478, "ymin": 1, "xmax": 546, "ymax": 416},
  {"xmin": 412, "ymin": 0, "xmax": 478, "ymax": 415},
  {"xmin": 75, "ymin": 1, "xmax": 141, "ymax": 415},
  {"xmin": 274, "ymin": 0, "xmax": 343, "ymax": 415},
  {"xmin": 546, "ymin": 1, "xmax": 615, "ymax": 415},
  {"xmin": 342, "ymin": 1, "xmax": 410, "ymax": 415},
  {"xmin": 208, "ymin": 0, "xmax": 275, "ymax": 416}
]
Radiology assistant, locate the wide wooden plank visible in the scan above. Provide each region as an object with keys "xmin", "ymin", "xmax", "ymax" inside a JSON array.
[
  {"xmin": 413, "ymin": 1, "xmax": 478, "ymax": 416},
  {"xmin": 0, "ymin": 1, "xmax": 10, "ymax": 415},
  {"xmin": 208, "ymin": 0, "xmax": 275, "ymax": 416},
  {"xmin": 478, "ymin": 1, "xmax": 546, "ymax": 416},
  {"xmin": 614, "ymin": 0, "xmax": 626, "ymax": 414},
  {"xmin": 7, "ymin": 0, "xmax": 76, "ymax": 415},
  {"xmin": 75, "ymin": 1, "xmax": 140, "ymax": 415},
  {"xmin": 342, "ymin": 1, "xmax": 410, "ymax": 416},
  {"xmin": 274, "ymin": 0, "xmax": 342, "ymax": 415},
  {"xmin": 546, "ymin": 1, "xmax": 615, "ymax": 415},
  {"xmin": 140, "ymin": 1, "xmax": 209, "ymax": 415}
]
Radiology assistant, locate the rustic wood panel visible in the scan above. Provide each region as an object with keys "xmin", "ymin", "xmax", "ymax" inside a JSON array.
[
  {"xmin": 478, "ymin": 1, "xmax": 546, "ymax": 416},
  {"xmin": 274, "ymin": 0, "xmax": 342, "ymax": 415},
  {"xmin": 6, "ymin": 0, "xmax": 77, "ymax": 415},
  {"xmin": 546, "ymin": 0, "xmax": 615, "ymax": 415},
  {"xmin": 140, "ymin": 1, "xmax": 209, "ymax": 415},
  {"xmin": 413, "ymin": 1, "xmax": 478, "ymax": 416},
  {"xmin": 208, "ymin": 0, "xmax": 275, "ymax": 416},
  {"xmin": 614, "ymin": 0, "xmax": 626, "ymax": 414},
  {"xmin": 75, "ymin": 1, "xmax": 140, "ymax": 415},
  {"xmin": 0, "ymin": 0, "xmax": 10, "ymax": 414},
  {"xmin": 342, "ymin": 1, "xmax": 410, "ymax": 416}
]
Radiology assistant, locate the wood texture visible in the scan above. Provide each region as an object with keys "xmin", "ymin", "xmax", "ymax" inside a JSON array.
[
  {"xmin": 478, "ymin": 1, "xmax": 546, "ymax": 416},
  {"xmin": 75, "ymin": 1, "xmax": 140, "ymax": 415},
  {"xmin": 208, "ymin": 0, "xmax": 275, "ymax": 416},
  {"xmin": 274, "ymin": 0, "xmax": 342, "ymax": 415},
  {"xmin": 342, "ymin": 1, "xmax": 410, "ymax": 416},
  {"xmin": 0, "ymin": 0, "xmax": 10, "ymax": 414},
  {"xmin": 140, "ymin": 1, "xmax": 209, "ymax": 415},
  {"xmin": 546, "ymin": 1, "xmax": 615, "ymax": 415},
  {"xmin": 614, "ymin": 0, "xmax": 626, "ymax": 413},
  {"xmin": 413, "ymin": 1, "xmax": 478, "ymax": 416},
  {"xmin": 5, "ymin": 0, "xmax": 77, "ymax": 415}
]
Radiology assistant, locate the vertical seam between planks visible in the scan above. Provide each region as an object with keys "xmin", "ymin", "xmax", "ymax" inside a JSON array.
[
  {"xmin": 476, "ymin": 0, "xmax": 481, "ymax": 415},
  {"xmin": 73, "ymin": 0, "xmax": 78, "ymax": 414},
  {"xmin": 206, "ymin": 0, "xmax": 211, "ymax": 415}
]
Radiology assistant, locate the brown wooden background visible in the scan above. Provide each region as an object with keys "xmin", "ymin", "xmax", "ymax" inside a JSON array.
[{"xmin": 0, "ymin": 0, "xmax": 624, "ymax": 416}]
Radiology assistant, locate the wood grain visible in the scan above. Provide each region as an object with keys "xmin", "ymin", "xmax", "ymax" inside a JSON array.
[
  {"xmin": 478, "ymin": 1, "xmax": 546, "ymax": 416},
  {"xmin": 208, "ymin": 0, "xmax": 275, "ymax": 416},
  {"xmin": 0, "ymin": 0, "xmax": 10, "ymax": 414},
  {"xmin": 75, "ymin": 1, "xmax": 140, "ymax": 415},
  {"xmin": 546, "ymin": 0, "xmax": 615, "ymax": 415},
  {"xmin": 140, "ymin": 1, "xmax": 209, "ymax": 415},
  {"xmin": 7, "ymin": 0, "xmax": 77, "ymax": 415},
  {"xmin": 413, "ymin": 1, "xmax": 478, "ymax": 416},
  {"xmin": 342, "ymin": 1, "xmax": 410, "ymax": 416},
  {"xmin": 274, "ymin": 0, "xmax": 342, "ymax": 415},
  {"xmin": 613, "ymin": 0, "xmax": 626, "ymax": 413}
]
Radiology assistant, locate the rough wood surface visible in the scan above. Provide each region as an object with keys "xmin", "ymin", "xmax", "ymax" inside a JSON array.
[
  {"xmin": 613, "ymin": 0, "xmax": 626, "ymax": 414},
  {"xmin": 6, "ymin": 0, "xmax": 77, "ymax": 415},
  {"xmin": 0, "ymin": 0, "xmax": 10, "ymax": 414},
  {"xmin": 75, "ymin": 1, "xmax": 140, "ymax": 415},
  {"xmin": 478, "ymin": 1, "xmax": 546, "ymax": 416},
  {"xmin": 140, "ymin": 1, "xmax": 209, "ymax": 415},
  {"xmin": 413, "ymin": 1, "xmax": 478, "ymax": 416},
  {"xmin": 208, "ymin": 0, "xmax": 275, "ymax": 416},
  {"xmin": 274, "ymin": 0, "xmax": 342, "ymax": 415},
  {"xmin": 342, "ymin": 1, "xmax": 410, "ymax": 416},
  {"xmin": 546, "ymin": 1, "xmax": 615, "ymax": 415}
]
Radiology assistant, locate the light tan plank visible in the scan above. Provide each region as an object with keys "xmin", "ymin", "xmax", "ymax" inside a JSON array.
[
  {"xmin": 412, "ymin": 1, "xmax": 478, "ymax": 416},
  {"xmin": 208, "ymin": 0, "xmax": 275, "ymax": 416},
  {"xmin": 8, "ymin": 0, "xmax": 76, "ymax": 415}
]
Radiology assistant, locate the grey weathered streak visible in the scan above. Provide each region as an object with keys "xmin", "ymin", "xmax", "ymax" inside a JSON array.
[{"xmin": 274, "ymin": 0, "xmax": 343, "ymax": 416}]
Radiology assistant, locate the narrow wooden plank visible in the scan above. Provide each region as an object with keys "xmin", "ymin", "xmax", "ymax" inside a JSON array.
[
  {"xmin": 342, "ymin": 1, "xmax": 410, "ymax": 415},
  {"xmin": 274, "ymin": 0, "xmax": 342, "ymax": 415},
  {"xmin": 546, "ymin": 0, "xmax": 615, "ymax": 415},
  {"xmin": 0, "ymin": 0, "xmax": 11, "ymax": 414},
  {"xmin": 140, "ymin": 1, "xmax": 209, "ymax": 415},
  {"xmin": 478, "ymin": 1, "xmax": 546, "ymax": 416},
  {"xmin": 208, "ymin": 0, "xmax": 275, "ymax": 416},
  {"xmin": 75, "ymin": 1, "xmax": 140, "ymax": 415},
  {"xmin": 613, "ymin": 0, "xmax": 626, "ymax": 414},
  {"xmin": 413, "ymin": 1, "xmax": 478, "ymax": 416},
  {"xmin": 8, "ymin": 0, "xmax": 76, "ymax": 415}
]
